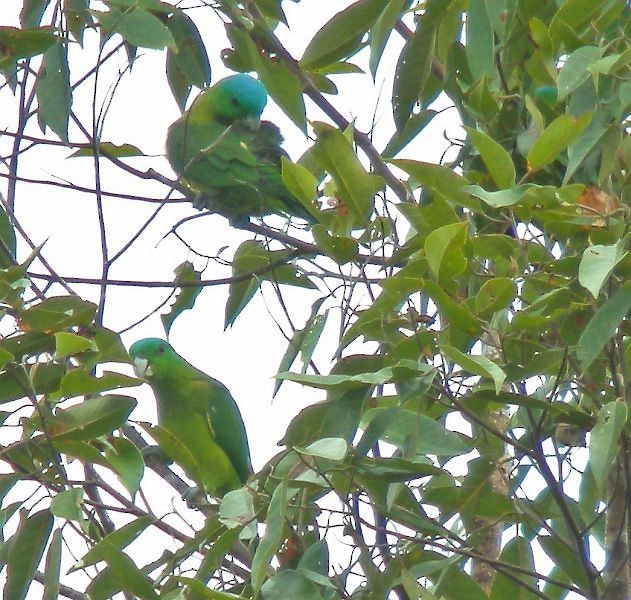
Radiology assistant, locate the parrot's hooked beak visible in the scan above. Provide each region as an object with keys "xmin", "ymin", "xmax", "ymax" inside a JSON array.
[
  {"xmin": 243, "ymin": 115, "xmax": 261, "ymax": 130},
  {"xmin": 133, "ymin": 357, "xmax": 153, "ymax": 378}
]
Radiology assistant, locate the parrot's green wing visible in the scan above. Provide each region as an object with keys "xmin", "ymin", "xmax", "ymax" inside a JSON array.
[
  {"xmin": 198, "ymin": 374, "xmax": 253, "ymax": 485},
  {"xmin": 167, "ymin": 116, "xmax": 312, "ymax": 223}
]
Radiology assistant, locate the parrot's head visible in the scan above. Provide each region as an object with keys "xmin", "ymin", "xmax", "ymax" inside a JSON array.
[
  {"xmin": 208, "ymin": 73, "xmax": 268, "ymax": 128},
  {"xmin": 129, "ymin": 338, "xmax": 178, "ymax": 380}
]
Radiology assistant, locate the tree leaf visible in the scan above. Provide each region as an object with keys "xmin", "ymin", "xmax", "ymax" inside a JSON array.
[
  {"xmin": 50, "ymin": 488, "xmax": 83, "ymax": 520},
  {"xmin": 558, "ymin": 46, "xmax": 603, "ymax": 100},
  {"xmin": 0, "ymin": 27, "xmax": 57, "ymax": 68},
  {"xmin": 36, "ymin": 42, "xmax": 71, "ymax": 143},
  {"xmin": 589, "ymin": 400, "xmax": 627, "ymax": 493},
  {"xmin": 393, "ymin": 12, "xmax": 436, "ymax": 129},
  {"xmin": 465, "ymin": 0, "xmax": 497, "ymax": 83},
  {"xmin": 295, "ymin": 437, "xmax": 348, "ymax": 461},
  {"xmin": 43, "ymin": 528, "xmax": 62, "ymax": 600},
  {"xmin": 442, "ymin": 345, "xmax": 506, "ymax": 394},
  {"xmin": 251, "ymin": 480, "xmax": 287, "ymax": 593},
  {"xmin": 527, "ymin": 112, "xmax": 593, "ymax": 171},
  {"xmin": 369, "ymin": 0, "xmax": 409, "ymax": 78},
  {"xmin": 538, "ymin": 535, "xmax": 591, "ymax": 590},
  {"xmin": 577, "ymin": 282, "xmax": 631, "ymax": 369},
  {"xmin": 4, "ymin": 509, "xmax": 53, "ymax": 600},
  {"xmin": 301, "ymin": 0, "xmax": 385, "ymax": 69},
  {"xmin": 465, "ymin": 127, "xmax": 516, "ymax": 189},
  {"xmin": 21, "ymin": 296, "xmax": 97, "ymax": 332},
  {"xmin": 94, "ymin": 7, "xmax": 175, "ymax": 50},
  {"xmin": 48, "ymin": 395, "xmax": 137, "ymax": 441},
  {"xmin": 578, "ymin": 240, "xmax": 627, "ymax": 298},
  {"xmin": 361, "ymin": 408, "xmax": 470, "ymax": 455},
  {"xmin": 425, "ymin": 222, "xmax": 468, "ymax": 281},
  {"xmin": 312, "ymin": 122, "xmax": 383, "ymax": 222},
  {"xmin": 54, "ymin": 332, "xmax": 94, "ymax": 358},
  {"xmin": 273, "ymin": 298, "xmax": 326, "ymax": 397},
  {"xmin": 161, "ymin": 261, "xmax": 202, "ymax": 335},
  {"xmin": 104, "ymin": 437, "xmax": 144, "ymax": 498},
  {"xmin": 281, "ymin": 158, "xmax": 319, "ymax": 218},
  {"xmin": 60, "ymin": 370, "xmax": 141, "ymax": 397},
  {"xmin": 166, "ymin": 9, "xmax": 210, "ymax": 91},
  {"xmin": 490, "ymin": 537, "xmax": 538, "ymax": 600}
]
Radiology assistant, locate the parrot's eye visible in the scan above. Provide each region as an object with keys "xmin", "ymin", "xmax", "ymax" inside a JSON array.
[
  {"xmin": 157, "ymin": 346, "xmax": 165, "ymax": 355},
  {"xmin": 231, "ymin": 97, "xmax": 240, "ymax": 107}
]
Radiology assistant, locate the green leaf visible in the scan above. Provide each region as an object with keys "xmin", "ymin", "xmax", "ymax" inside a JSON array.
[
  {"xmin": 166, "ymin": 10, "xmax": 210, "ymax": 92},
  {"xmin": 312, "ymin": 122, "xmax": 382, "ymax": 222},
  {"xmin": 84, "ymin": 546, "xmax": 158, "ymax": 600},
  {"xmin": 104, "ymin": 437, "xmax": 144, "ymax": 497},
  {"xmin": 43, "ymin": 528, "xmax": 62, "ymax": 600},
  {"xmin": 361, "ymin": 408, "xmax": 470, "ymax": 455},
  {"xmin": 527, "ymin": 112, "xmax": 593, "ymax": 171},
  {"xmin": 383, "ymin": 110, "xmax": 437, "ymax": 157},
  {"xmin": 161, "ymin": 261, "xmax": 202, "ymax": 335},
  {"xmin": 465, "ymin": 0, "xmax": 497, "ymax": 83},
  {"xmin": 490, "ymin": 537, "xmax": 538, "ymax": 600},
  {"xmin": 60, "ymin": 370, "xmax": 141, "ymax": 397},
  {"xmin": 68, "ymin": 142, "xmax": 145, "ymax": 158},
  {"xmin": 219, "ymin": 487, "xmax": 256, "ymax": 530},
  {"xmin": 64, "ymin": 0, "xmax": 92, "ymax": 45},
  {"xmin": 578, "ymin": 241, "xmax": 627, "ymax": 298},
  {"xmin": 442, "ymin": 345, "xmax": 507, "ymax": 394},
  {"xmin": 296, "ymin": 437, "xmax": 348, "ymax": 461},
  {"xmin": 301, "ymin": 0, "xmax": 385, "ymax": 69},
  {"xmin": 391, "ymin": 159, "xmax": 478, "ymax": 211},
  {"xmin": 94, "ymin": 7, "xmax": 175, "ymax": 50},
  {"xmin": 21, "ymin": 296, "xmax": 97, "ymax": 332},
  {"xmin": 261, "ymin": 570, "xmax": 321, "ymax": 600},
  {"xmin": 281, "ymin": 158, "xmax": 319, "ymax": 218},
  {"xmin": 465, "ymin": 127, "xmax": 516, "ymax": 189},
  {"xmin": 4, "ymin": 509, "xmax": 53, "ymax": 600},
  {"xmin": 577, "ymin": 282, "xmax": 631, "ymax": 369},
  {"xmin": 50, "ymin": 488, "xmax": 84, "ymax": 520},
  {"xmin": 369, "ymin": 0, "xmax": 408, "ymax": 78},
  {"xmin": 0, "ymin": 204, "xmax": 17, "ymax": 269},
  {"xmin": 36, "ymin": 42, "xmax": 71, "ymax": 143},
  {"xmin": 225, "ymin": 240, "xmax": 313, "ymax": 328},
  {"xmin": 425, "ymin": 222, "xmax": 468, "ymax": 281},
  {"xmin": 538, "ymin": 535, "xmax": 590, "ymax": 590},
  {"xmin": 49, "ymin": 395, "xmax": 137, "ymax": 441},
  {"xmin": 0, "ymin": 27, "xmax": 58, "ymax": 68},
  {"xmin": 251, "ymin": 480, "xmax": 287, "ymax": 593},
  {"xmin": 464, "ymin": 185, "xmax": 530, "ymax": 208},
  {"xmin": 436, "ymin": 563, "xmax": 488, "ymax": 600},
  {"xmin": 278, "ymin": 359, "xmax": 434, "ymax": 390},
  {"xmin": 589, "ymin": 400, "xmax": 627, "ymax": 493},
  {"xmin": 21, "ymin": 0, "xmax": 51, "ymax": 28},
  {"xmin": 77, "ymin": 516, "xmax": 152, "ymax": 568},
  {"xmin": 312, "ymin": 225, "xmax": 358, "ymax": 264},
  {"xmin": 393, "ymin": 13, "xmax": 436, "ymax": 129},
  {"xmin": 273, "ymin": 299, "xmax": 326, "ymax": 397},
  {"xmin": 558, "ymin": 46, "xmax": 603, "ymax": 100},
  {"xmin": 174, "ymin": 578, "xmax": 243, "ymax": 599},
  {"xmin": 54, "ymin": 332, "xmax": 94, "ymax": 358},
  {"xmin": 475, "ymin": 278, "xmax": 517, "ymax": 318}
]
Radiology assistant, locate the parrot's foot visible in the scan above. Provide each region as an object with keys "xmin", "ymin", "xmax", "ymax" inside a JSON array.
[
  {"xmin": 182, "ymin": 486, "xmax": 210, "ymax": 510},
  {"xmin": 141, "ymin": 445, "xmax": 173, "ymax": 467}
]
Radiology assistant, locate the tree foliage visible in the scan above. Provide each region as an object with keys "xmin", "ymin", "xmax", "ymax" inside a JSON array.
[{"xmin": 0, "ymin": 0, "xmax": 630, "ymax": 599}]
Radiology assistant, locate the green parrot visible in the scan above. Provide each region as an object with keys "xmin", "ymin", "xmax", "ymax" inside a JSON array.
[
  {"xmin": 166, "ymin": 73, "xmax": 314, "ymax": 225},
  {"xmin": 129, "ymin": 338, "xmax": 252, "ymax": 497}
]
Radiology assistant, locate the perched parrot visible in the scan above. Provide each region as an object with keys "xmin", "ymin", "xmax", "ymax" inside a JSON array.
[
  {"xmin": 129, "ymin": 337, "xmax": 252, "ymax": 497},
  {"xmin": 166, "ymin": 73, "xmax": 314, "ymax": 225}
]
